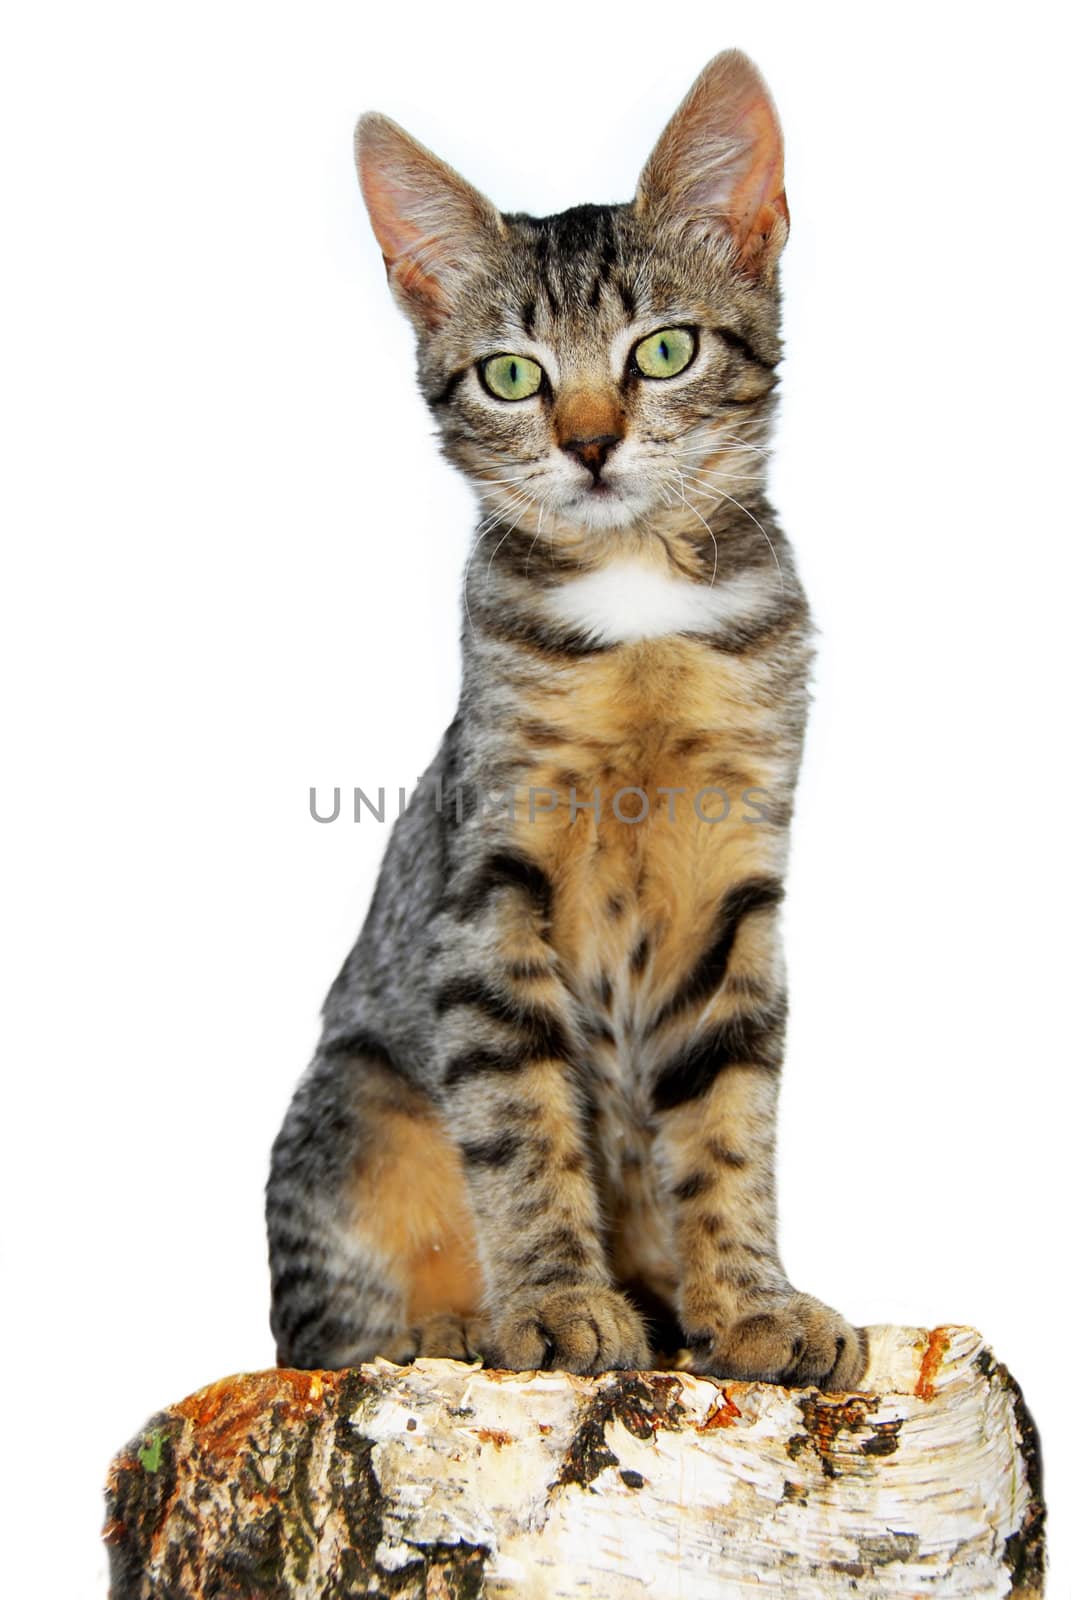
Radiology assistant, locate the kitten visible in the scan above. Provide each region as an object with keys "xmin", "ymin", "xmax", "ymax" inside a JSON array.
[{"xmin": 266, "ymin": 50, "xmax": 867, "ymax": 1389}]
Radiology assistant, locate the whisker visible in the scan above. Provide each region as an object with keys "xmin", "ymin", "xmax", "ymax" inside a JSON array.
[
  {"xmin": 463, "ymin": 490, "xmax": 530, "ymax": 629},
  {"xmin": 474, "ymin": 488, "xmax": 529, "ymax": 531},
  {"xmin": 525, "ymin": 498, "xmax": 547, "ymax": 579},
  {"xmin": 482, "ymin": 491, "xmax": 530, "ymax": 542},
  {"xmin": 482, "ymin": 471, "xmax": 547, "ymax": 487},
  {"xmin": 674, "ymin": 429, "xmax": 772, "ymax": 461},
  {"xmin": 675, "ymin": 442, "xmax": 768, "ymax": 464},
  {"xmin": 678, "ymin": 476, "xmax": 785, "ymax": 594},
  {"xmin": 679, "ymin": 464, "xmax": 767, "ymax": 483},
  {"xmin": 673, "ymin": 469, "xmax": 718, "ymax": 588},
  {"xmin": 487, "ymin": 494, "xmax": 536, "ymax": 576},
  {"xmin": 719, "ymin": 432, "xmax": 772, "ymax": 457}
]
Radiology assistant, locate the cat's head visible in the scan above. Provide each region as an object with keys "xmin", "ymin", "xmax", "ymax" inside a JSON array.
[{"xmin": 355, "ymin": 51, "xmax": 787, "ymax": 552}]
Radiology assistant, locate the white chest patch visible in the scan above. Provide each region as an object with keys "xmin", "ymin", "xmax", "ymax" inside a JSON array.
[{"xmin": 545, "ymin": 559, "xmax": 773, "ymax": 645}]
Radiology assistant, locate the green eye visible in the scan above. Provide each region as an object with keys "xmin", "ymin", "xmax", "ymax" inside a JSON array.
[
  {"xmin": 633, "ymin": 326, "xmax": 697, "ymax": 379},
  {"xmin": 480, "ymin": 353, "xmax": 544, "ymax": 401}
]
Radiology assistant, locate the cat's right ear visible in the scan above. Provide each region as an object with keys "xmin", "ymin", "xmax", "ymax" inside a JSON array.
[
  {"xmin": 355, "ymin": 115, "xmax": 504, "ymax": 330},
  {"xmin": 635, "ymin": 50, "xmax": 789, "ymax": 282}
]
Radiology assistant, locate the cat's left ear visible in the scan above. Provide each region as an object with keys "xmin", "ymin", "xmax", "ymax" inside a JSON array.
[
  {"xmin": 355, "ymin": 114, "xmax": 504, "ymax": 330},
  {"xmin": 635, "ymin": 50, "xmax": 789, "ymax": 280}
]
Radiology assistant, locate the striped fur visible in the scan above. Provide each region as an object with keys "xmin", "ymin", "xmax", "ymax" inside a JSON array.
[{"xmin": 267, "ymin": 50, "xmax": 866, "ymax": 1388}]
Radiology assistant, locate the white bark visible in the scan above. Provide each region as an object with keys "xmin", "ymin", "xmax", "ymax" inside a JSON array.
[{"xmin": 105, "ymin": 1324, "xmax": 1045, "ymax": 1598}]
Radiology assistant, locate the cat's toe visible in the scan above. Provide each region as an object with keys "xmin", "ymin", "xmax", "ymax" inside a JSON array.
[
  {"xmin": 689, "ymin": 1293, "xmax": 867, "ymax": 1391},
  {"xmin": 487, "ymin": 1284, "xmax": 651, "ymax": 1375},
  {"xmin": 377, "ymin": 1328, "xmax": 420, "ymax": 1365},
  {"xmin": 377, "ymin": 1313, "xmax": 485, "ymax": 1365},
  {"xmin": 789, "ymin": 1295, "xmax": 868, "ymax": 1388}
]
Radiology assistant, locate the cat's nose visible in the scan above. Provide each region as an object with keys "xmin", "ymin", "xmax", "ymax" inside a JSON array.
[{"xmin": 560, "ymin": 433, "xmax": 622, "ymax": 482}]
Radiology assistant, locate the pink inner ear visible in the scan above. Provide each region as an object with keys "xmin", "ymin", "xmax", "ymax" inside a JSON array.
[
  {"xmin": 722, "ymin": 97, "xmax": 789, "ymax": 266},
  {"xmin": 357, "ymin": 161, "xmax": 452, "ymax": 320},
  {"xmin": 639, "ymin": 52, "xmax": 789, "ymax": 275},
  {"xmin": 356, "ymin": 114, "xmax": 505, "ymax": 329},
  {"xmin": 686, "ymin": 96, "xmax": 787, "ymax": 267}
]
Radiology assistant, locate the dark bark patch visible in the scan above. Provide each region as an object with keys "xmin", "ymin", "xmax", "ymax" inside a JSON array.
[
  {"xmin": 860, "ymin": 1418, "xmax": 903, "ymax": 1457},
  {"xmin": 785, "ymin": 1394, "xmax": 881, "ymax": 1480},
  {"xmin": 554, "ymin": 1373, "xmax": 686, "ymax": 1491},
  {"xmin": 973, "ymin": 1350, "xmax": 1047, "ymax": 1592}
]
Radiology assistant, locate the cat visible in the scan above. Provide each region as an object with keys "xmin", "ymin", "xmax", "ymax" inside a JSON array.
[{"xmin": 266, "ymin": 49, "xmax": 868, "ymax": 1390}]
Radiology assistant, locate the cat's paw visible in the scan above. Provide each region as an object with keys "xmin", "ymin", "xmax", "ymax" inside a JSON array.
[
  {"xmin": 378, "ymin": 1312, "xmax": 487, "ymax": 1365},
  {"xmin": 688, "ymin": 1292, "xmax": 868, "ymax": 1390},
  {"xmin": 487, "ymin": 1284, "xmax": 652, "ymax": 1375}
]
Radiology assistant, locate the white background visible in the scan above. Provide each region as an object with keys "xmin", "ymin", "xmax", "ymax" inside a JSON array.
[{"xmin": 2, "ymin": 1, "xmax": 1067, "ymax": 1593}]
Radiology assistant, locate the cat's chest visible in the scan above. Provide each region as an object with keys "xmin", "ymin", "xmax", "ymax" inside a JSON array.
[
  {"xmin": 519, "ymin": 628, "xmax": 775, "ymax": 770},
  {"xmin": 512, "ymin": 634, "xmax": 788, "ymax": 1017}
]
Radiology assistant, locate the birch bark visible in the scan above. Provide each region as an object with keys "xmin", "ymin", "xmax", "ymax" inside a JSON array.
[{"xmin": 104, "ymin": 1324, "xmax": 1045, "ymax": 1598}]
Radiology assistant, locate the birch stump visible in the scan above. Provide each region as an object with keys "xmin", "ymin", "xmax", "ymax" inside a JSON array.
[{"xmin": 104, "ymin": 1324, "xmax": 1045, "ymax": 1598}]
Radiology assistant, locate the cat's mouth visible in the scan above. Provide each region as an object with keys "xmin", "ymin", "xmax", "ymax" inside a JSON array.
[
  {"xmin": 572, "ymin": 471, "xmax": 624, "ymax": 502},
  {"xmin": 560, "ymin": 475, "xmax": 648, "ymax": 531},
  {"xmin": 572, "ymin": 480, "xmax": 625, "ymax": 513}
]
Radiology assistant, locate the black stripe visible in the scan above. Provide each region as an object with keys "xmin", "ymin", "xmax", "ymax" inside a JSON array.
[
  {"xmin": 525, "ymin": 1262, "xmax": 583, "ymax": 1287},
  {"xmin": 435, "ymin": 975, "xmax": 570, "ymax": 1059},
  {"xmin": 705, "ymin": 591, "xmax": 808, "ymax": 657},
  {"xmin": 514, "ymin": 1192, "xmax": 551, "ymax": 1224},
  {"xmin": 269, "ymin": 1260, "xmax": 322, "ymax": 1298},
  {"xmin": 483, "ymin": 531, "xmax": 582, "ymax": 584},
  {"xmin": 651, "ymin": 877, "xmax": 783, "ymax": 1031},
  {"xmin": 724, "ymin": 973, "xmax": 770, "ymax": 1001},
  {"xmin": 711, "ymin": 1263, "xmax": 762, "ymax": 1291},
  {"xmin": 429, "ymin": 366, "xmax": 468, "ymax": 407},
  {"xmin": 521, "ymin": 298, "xmax": 537, "ymax": 336},
  {"xmin": 319, "ymin": 1028, "xmax": 395, "ymax": 1066},
  {"xmin": 277, "ymin": 1300, "xmax": 339, "ymax": 1349},
  {"xmin": 543, "ymin": 1225, "xmax": 590, "ymax": 1263},
  {"xmin": 515, "ymin": 1226, "xmax": 589, "ymax": 1277},
  {"xmin": 630, "ymin": 935, "xmax": 651, "ymax": 974},
  {"xmin": 734, "ymin": 1241, "xmax": 779, "ymax": 1261},
  {"xmin": 652, "ymin": 999, "xmax": 787, "ymax": 1112},
  {"xmin": 714, "ymin": 326, "xmax": 777, "ymax": 371},
  {"xmin": 460, "ymin": 1131, "xmax": 524, "ymax": 1167},
  {"xmin": 439, "ymin": 780, "xmax": 481, "ymax": 826},
  {"xmin": 672, "ymin": 1172, "xmax": 713, "ymax": 1202},
  {"xmin": 435, "ymin": 974, "xmax": 520, "ymax": 1018},
  {"xmin": 504, "ymin": 958, "xmax": 555, "ymax": 981},
  {"xmin": 443, "ymin": 1044, "xmax": 532, "ymax": 1089},
  {"xmin": 476, "ymin": 605, "xmax": 610, "ymax": 659},
  {"xmin": 706, "ymin": 1138, "xmax": 749, "ymax": 1169},
  {"xmin": 617, "ymin": 280, "xmax": 636, "ymax": 318},
  {"xmin": 452, "ymin": 851, "xmax": 553, "ymax": 922}
]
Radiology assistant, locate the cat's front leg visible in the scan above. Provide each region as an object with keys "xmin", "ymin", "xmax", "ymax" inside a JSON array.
[
  {"xmin": 651, "ymin": 945, "xmax": 867, "ymax": 1390},
  {"xmin": 433, "ymin": 860, "xmax": 650, "ymax": 1375}
]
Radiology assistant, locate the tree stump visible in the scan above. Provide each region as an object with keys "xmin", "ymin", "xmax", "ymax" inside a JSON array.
[{"xmin": 104, "ymin": 1324, "xmax": 1045, "ymax": 1598}]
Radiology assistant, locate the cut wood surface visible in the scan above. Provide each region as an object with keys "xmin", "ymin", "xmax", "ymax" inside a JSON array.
[{"xmin": 104, "ymin": 1324, "xmax": 1045, "ymax": 1598}]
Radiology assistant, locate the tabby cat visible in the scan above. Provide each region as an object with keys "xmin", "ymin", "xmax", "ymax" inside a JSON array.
[{"xmin": 267, "ymin": 50, "xmax": 867, "ymax": 1389}]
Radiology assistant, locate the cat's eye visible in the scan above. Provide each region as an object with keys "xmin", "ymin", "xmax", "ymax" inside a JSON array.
[
  {"xmin": 632, "ymin": 326, "xmax": 697, "ymax": 380},
  {"xmin": 480, "ymin": 354, "xmax": 544, "ymax": 402}
]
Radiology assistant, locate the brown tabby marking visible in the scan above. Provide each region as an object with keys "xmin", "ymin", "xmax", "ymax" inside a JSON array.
[{"xmin": 349, "ymin": 1079, "xmax": 482, "ymax": 1324}]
